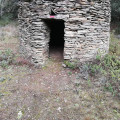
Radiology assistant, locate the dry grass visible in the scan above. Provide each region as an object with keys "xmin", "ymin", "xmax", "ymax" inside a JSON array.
[
  {"xmin": 0, "ymin": 24, "xmax": 120, "ymax": 120},
  {"xmin": 0, "ymin": 23, "xmax": 19, "ymax": 53}
]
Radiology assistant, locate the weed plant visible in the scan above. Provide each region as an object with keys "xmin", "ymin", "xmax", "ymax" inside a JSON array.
[
  {"xmin": 86, "ymin": 33, "xmax": 120, "ymax": 97},
  {"xmin": 0, "ymin": 49, "xmax": 15, "ymax": 68}
]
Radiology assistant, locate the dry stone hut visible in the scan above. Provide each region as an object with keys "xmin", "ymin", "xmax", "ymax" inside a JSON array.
[{"xmin": 18, "ymin": 0, "xmax": 111, "ymax": 65}]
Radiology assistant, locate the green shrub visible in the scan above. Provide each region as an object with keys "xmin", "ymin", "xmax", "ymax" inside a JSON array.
[
  {"xmin": 89, "ymin": 64, "xmax": 103, "ymax": 76},
  {"xmin": 115, "ymin": 24, "xmax": 120, "ymax": 34},
  {"xmin": 111, "ymin": 0, "xmax": 120, "ymax": 21},
  {"xmin": 0, "ymin": 14, "xmax": 13, "ymax": 26},
  {"xmin": 87, "ymin": 54, "xmax": 120, "ymax": 97},
  {"xmin": 0, "ymin": 60, "xmax": 9, "ymax": 68},
  {"xmin": 0, "ymin": 0, "xmax": 19, "ymax": 19},
  {"xmin": 83, "ymin": 32, "xmax": 120, "ymax": 96},
  {"xmin": 0, "ymin": 49, "xmax": 15, "ymax": 68},
  {"xmin": 64, "ymin": 60, "xmax": 76, "ymax": 69}
]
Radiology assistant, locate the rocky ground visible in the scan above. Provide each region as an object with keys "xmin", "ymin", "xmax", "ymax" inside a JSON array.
[{"xmin": 0, "ymin": 24, "xmax": 120, "ymax": 120}]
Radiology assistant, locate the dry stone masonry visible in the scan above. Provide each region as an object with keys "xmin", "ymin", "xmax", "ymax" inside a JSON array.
[{"xmin": 18, "ymin": 0, "xmax": 111, "ymax": 65}]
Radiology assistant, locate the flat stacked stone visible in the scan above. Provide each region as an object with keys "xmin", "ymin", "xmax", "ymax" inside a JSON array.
[{"xmin": 18, "ymin": 0, "xmax": 111, "ymax": 65}]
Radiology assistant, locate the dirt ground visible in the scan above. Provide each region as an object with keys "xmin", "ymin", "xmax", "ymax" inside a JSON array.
[{"xmin": 0, "ymin": 24, "xmax": 120, "ymax": 120}]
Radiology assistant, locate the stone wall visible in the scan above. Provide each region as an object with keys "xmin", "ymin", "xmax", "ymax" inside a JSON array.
[{"xmin": 18, "ymin": 0, "xmax": 111, "ymax": 65}]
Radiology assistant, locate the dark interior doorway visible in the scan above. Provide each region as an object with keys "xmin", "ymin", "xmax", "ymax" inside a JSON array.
[{"xmin": 43, "ymin": 19, "xmax": 65, "ymax": 61}]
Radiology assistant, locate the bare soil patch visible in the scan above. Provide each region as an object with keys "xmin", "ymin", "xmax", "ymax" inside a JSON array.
[{"xmin": 0, "ymin": 24, "xmax": 120, "ymax": 120}]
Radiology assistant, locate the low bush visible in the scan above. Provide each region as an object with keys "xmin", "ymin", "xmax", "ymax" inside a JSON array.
[
  {"xmin": 0, "ymin": 14, "xmax": 13, "ymax": 26},
  {"xmin": 80, "ymin": 33, "xmax": 120, "ymax": 97},
  {"xmin": 64, "ymin": 60, "xmax": 77, "ymax": 69},
  {"xmin": 0, "ymin": 49, "xmax": 33, "ymax": 68},
  {"xmin": 0, "ymin": 49, "xmax": 15, "ymax": 68},
  {"xmin": 88, "ymin": 54, "xmax": 120, "ymax": 97}
]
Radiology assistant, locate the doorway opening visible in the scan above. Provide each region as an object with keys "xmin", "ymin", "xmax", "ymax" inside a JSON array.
[{"xmin": 43, "ymin": 19, "xmax": 65, "ymax": 61}]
